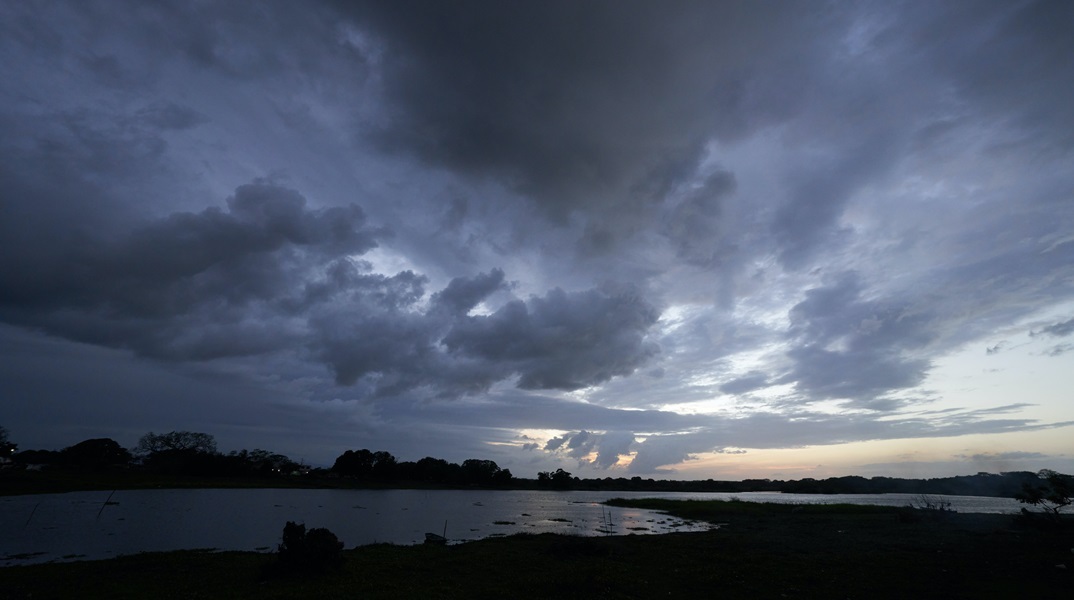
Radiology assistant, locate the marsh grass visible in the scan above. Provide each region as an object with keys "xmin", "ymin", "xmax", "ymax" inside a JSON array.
[{"xmin": 2, "ymin": 500, "xmax": 1069, "ymax": 599}]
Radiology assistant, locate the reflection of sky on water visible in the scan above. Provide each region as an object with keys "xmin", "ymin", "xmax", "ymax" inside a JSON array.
[
  {"xmin": 0, "ymin": 489, "xmax": 1023, "ymax": 566},
  {"xmin": 1, "ymin": 489, "xmax": 711, "ymax": 566}
]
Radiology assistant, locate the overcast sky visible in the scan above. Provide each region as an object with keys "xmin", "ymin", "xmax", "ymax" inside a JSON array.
[{"xmin": 2, "ymin": 0, "xmax": 1072, "ymax": 479}]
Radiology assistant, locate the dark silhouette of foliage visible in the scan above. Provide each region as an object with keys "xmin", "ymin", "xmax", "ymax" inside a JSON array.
[
  {"xmin": 136, "ymin": 431, "xmax": 217, "ymax": 455},
  {"xmin": 1016, "ymin": 469, "xmax": 1072, "ymax": 519},
  {"xmin": 59, "ymin": 438, "xmax": 132, "ymax": 469},
  {"xmin": 276, "ymin": 521, "xmax": 344, "ymax": 574},
  {"xmin": 136, "ymin": 431, "xmax": 220, "ymax": 475},
  {"xmin": 538, "ymin": 468, "xmax": 575, "ymax": 489},
  {"xmin": 12, "ymin": 449, "xmax": 60, "ymax": 466},
  {"xmin": 330, "ymin": 449, "xmax": 515, "ymax": 487},
  {"xmin": 227, "ymin": 449, "xmax": 301, "ymax": 475},
  {"xmin": 332, "ymin": 449, "xmax": 382, "ymax": 479},
  {"xmin": 0, "ymin": 426, "xmax": 16, "ymax": 460},
  {"xmin": 410, "ymin": 456, "xmax": 457, "ymax": 482},
  {"xmin": 461, "ymin": 458, "xmax": 512, "ymax": 485}
]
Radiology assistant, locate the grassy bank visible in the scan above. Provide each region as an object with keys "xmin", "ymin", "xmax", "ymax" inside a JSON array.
[{"xmin": 1, "ymin": 500, "xmax": 1069, "ymax": 598}]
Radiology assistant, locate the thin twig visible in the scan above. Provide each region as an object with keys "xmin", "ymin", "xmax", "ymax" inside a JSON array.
[
  {"xmin": 96, "ymin": 490, "xmax": 117, "ymax": 522},
  {"xmin": 25, "ymin": 503, "xmax": 39, "ymax": 527}
]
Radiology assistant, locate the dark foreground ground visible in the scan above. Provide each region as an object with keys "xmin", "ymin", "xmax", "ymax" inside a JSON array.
[{"xmin": 1, "ymin": 499, "xmax": 1070, "ymax": 599}]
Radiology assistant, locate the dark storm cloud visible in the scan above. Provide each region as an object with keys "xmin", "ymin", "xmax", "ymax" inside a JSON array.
[
  {"xmin": 3, "ymin": 0, "xmax": 1073, "ymax": 475},
  {"xmin": 914, "ymin": 0, "xmax": 1074, "ymax": 153},
  {"xmin": 312, "ymin": 279, "xmax": 661, "ymax": 396},
  {"xmin": 660, "ymin": 170, "xmax": 737, "ymax": 267},
  {"xmin": 339, "ymin": 0, "xmax": 830, "ymax": 243},
  {"xmin": 0, "ymin": 176, "xmax": 660, "ymax": 397},
  {"xmin": 442, "ymin": 286, "xmax": 659, "ymax": 391},
  {"xmin": 771, "ymin": 133, "xmax": 900, "ymax": 270},
  {"xmin": 0, "ymin": 181, "xmax": 380, "ymax": 357},
  {"xmin": 779, "ymin": 273, "xmax": 935, "ymax": 404},
  {"xmin": 431, "ymin": 268, "xmax": 507, "ymax": 315}
]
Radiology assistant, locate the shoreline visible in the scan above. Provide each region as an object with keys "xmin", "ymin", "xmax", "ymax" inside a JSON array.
[
  {"xmin": 0, "ymin": 469, "xmax": 1039, "ymax": 498},
  {"xmin": 1, "ymin": 499, "xmax": 1069, "ymax": 598}
]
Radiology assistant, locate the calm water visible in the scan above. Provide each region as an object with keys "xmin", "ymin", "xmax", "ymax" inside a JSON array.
[{"xmin": 0, "ymin": 489, "xmax": 1022, "ymax": 566}]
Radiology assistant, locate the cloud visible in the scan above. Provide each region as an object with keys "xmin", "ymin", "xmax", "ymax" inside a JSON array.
[
  {"xmin": 3, "ymin": 1, "xmax": 1074, "ymax": 476},
  {"xmin": 431, "ymin": 268, "xmax": 507, "ymax": 315},
  {"xmin": 959, "ymin": 451, "xmax": 1047, "ymax": 462},
  {"xmin": 136, "ymin": 102, "xmax": 208, "ymax": 131},
  {"xmin": 719, "ymin": 371, "xmax": 770, "ymax": 395},
  {"xmin": 1, "ymin": 181, "xmax": 380, "ymax": 357},
  {"xmin": 1034, "ymin": 317, "xmax": 1074, "ymax": 338},
  {"xmin": 442, "ymin": 286, "xmax": 660, "ymax": 391},
  {"xmin": 0, "ymin": 178, "xmax": 661, "ymax": 399},
  {"xmin": 544, "ymin": 430, "xmax": 637, "ymax": 469},
  {"xmin": 660, "ymin": 170, "xmax": 737, "ymax": 267},
  {"xmin": 1044, "ymin": 344, "xmax": 1073, "ymax": 357},
  {"xmin": 340, "ymin": 0, "xmax": 840, "ymax": 260},
  {"xmin": 779, "ymin": 273, "xmax": 935, "ymax": 404}
]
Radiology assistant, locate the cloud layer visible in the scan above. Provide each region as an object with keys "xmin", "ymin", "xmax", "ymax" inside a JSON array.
[{"xmin": 1, "ymin": 0, "xmax": 1072, "ymax": 476}]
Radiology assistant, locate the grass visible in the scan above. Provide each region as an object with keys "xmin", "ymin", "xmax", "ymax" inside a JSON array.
[{"xmin": 1, "ymin": 499, "xmax": 1070, "ymax": 598}]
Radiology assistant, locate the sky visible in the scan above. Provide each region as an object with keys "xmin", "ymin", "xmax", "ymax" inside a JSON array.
[{"xmin": 2, "ymin": 0, "xmax": 1072, "ymax": 480}]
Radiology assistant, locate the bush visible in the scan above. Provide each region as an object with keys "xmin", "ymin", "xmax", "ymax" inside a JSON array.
[
  {"xmin": 896, "ymin": 495, "xmax": 953, "ymax": 523},
  {"xmin": 1015, "ymin": 469, "xmax": 1072, "ymax": 522},
  {"xmin": 276, "ymin": 521, "xmax": 344, "ymax": 574}
]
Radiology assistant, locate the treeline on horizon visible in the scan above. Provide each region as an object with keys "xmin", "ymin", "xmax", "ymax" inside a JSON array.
[{"xmin": 0, "ymin": 427, "xmax": 1068, "ymax": 498}]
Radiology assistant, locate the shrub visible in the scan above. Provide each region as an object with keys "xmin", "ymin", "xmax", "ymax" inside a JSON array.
[
  {"xmin": 1016, "ymin": 469, "xmax": 1072, "ymax": 521},
  {"xmin": 276, "ymin": 521, "xmax": 344, "ymax": 574}
]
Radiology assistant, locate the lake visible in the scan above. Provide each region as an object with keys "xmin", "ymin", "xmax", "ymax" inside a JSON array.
[{"xmin": 0, "ymin": 489, "xmax": 1023, "ymax": 566}]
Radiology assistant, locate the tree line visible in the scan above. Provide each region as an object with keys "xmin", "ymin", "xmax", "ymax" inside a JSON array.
[
  {"xmin": 1, "ymin": 426, "xmax": 1070, "ymax": 502},
  {"xmin": 0, "ymin": 428, "xmax": 521, "ymax": 488},
  {"xmin": 2, "ymin": 429, "xmax": 305, "ymax": 478},
  {"xmin": 330, "ymin": 449, "xmax": 514, "ymax": 486}
]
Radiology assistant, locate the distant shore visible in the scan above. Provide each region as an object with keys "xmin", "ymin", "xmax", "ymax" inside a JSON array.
[
  {"xmin": 0, "ymin": 467, "xmax": 1050, "ymax": 499},
  {"xmin": 1, "ymin": 499, "xmax": 1069, "ymax": 598}
]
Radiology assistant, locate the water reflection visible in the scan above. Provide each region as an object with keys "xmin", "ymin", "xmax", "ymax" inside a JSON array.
[
  {"xmin": 0, "ymin": 489, "xmax": 1022, "ymax": 566},
  {"xmin": 1, "ymin": 489, "xmax": 716, "ymax": 566}
]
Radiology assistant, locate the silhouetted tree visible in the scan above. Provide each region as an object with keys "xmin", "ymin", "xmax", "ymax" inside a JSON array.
[
  {"xmin": 538, "ymin": 468, "xmax": 575, "ymax": 489},
  {"xmin": 59, "ymin": 438, "xmax": 132, "ymax": 469},
  {"xmin": 136, "ymin": 431, "xmax": 217, "ymax": 455},
  {"xmin": 136, "ymin": 431, "xmax": 219, "ymax": 475},
  {"xmin": 332, "ymin": 449, "xmax": 374, "ymax": 477},
  {"xmin": 461, "ymin": 459, "xmax": 500, "ymax": 484},
  {"xmin": 370, "ymin": 450, "xmax": 398, "ymax": 480},
  {"xmin": 229, "ymin": 449, "xmax": 301, "ymax": 475},
  {"xmin": 412, "ymin": 456, "xmax": 457, "ymax": 483},
  {"xmin": 332, "ymin": 449, "xmax": 398, "ymax": 480},
  {"xmin": 0, "ymin": 426, "xmax": 15, "ymax": 460},
  {"xmin": 12, "ymin": 449, "xmax": 60, "ymax": 466},
  {"xmin": 1016, "ymin": 469, "xmax": 1073, "ymax": 519}
]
